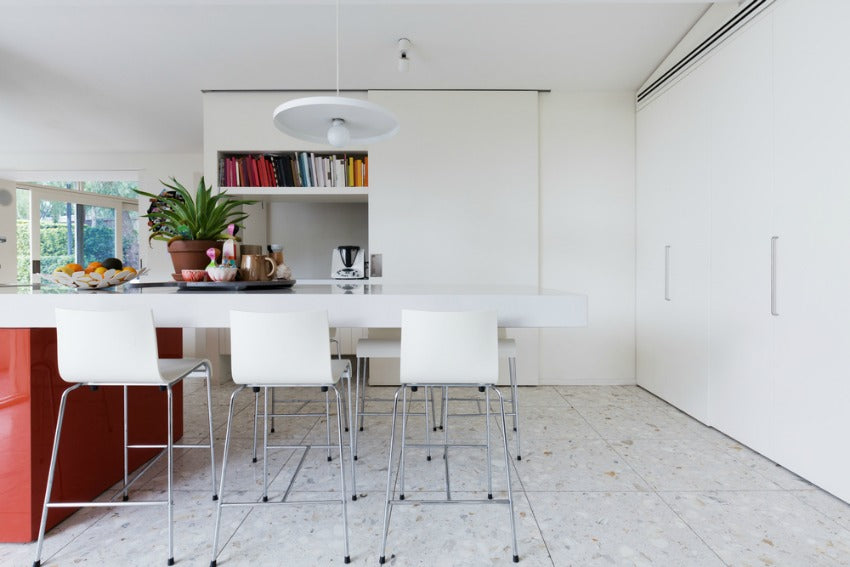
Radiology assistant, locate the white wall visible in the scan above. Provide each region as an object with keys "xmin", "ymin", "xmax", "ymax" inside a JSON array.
[{"xmin": 539, "ymin": 92, "xmax": 636, "ymax": 384}]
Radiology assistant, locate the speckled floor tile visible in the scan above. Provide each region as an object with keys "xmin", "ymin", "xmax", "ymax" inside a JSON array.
[
  {"xmin": 9, "ymin": 383, "xmax": 850, "ymax": 567},
  {"xmin": 611, "ymin": 438, "xmax": 782, "ymax": 492},
  {"xmin": 661, "ymin": 491, "xmax": 850, "ymax": 566},
  {"xmin": 793, "ymin": 489, "xmax": 850, "ymax": 533},
  {"xmin": 528, "ymin": 491, "xmax": 724, "ymax": 566},
  {"xmin": 514, "ymin": 439, "xmax": 651, "ymax": 493},
  {"xmin": 576, "ymin": 402, "xmax": 715, "ymax": 441}
]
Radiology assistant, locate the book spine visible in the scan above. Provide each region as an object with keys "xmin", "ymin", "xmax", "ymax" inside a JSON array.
[{"xmin": 363, "ymin": 156, "xmax": 368, "ymax": 187}]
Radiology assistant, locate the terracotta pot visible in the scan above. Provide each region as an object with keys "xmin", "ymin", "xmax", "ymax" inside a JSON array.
[{"xmin": 167, "ymin": 240, "xmax": 221, "ymax": 280}]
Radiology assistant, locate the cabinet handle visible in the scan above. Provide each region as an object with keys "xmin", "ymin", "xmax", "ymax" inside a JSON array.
[
  {"xmin": 664, "ymin": 245, "xmax": 671, "ymax": 301},
  {"xmin": 771, "ymin": 236, "xmax": 779, "ymax": 316}
]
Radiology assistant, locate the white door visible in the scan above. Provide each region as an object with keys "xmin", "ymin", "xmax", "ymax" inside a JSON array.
[
  {"xmin": 636, "ymin": 67, "xmax": 711, "ymax": 422},
  {"xmin": 708, "ymin": 16, "xmax": 775, "ymax": 451},
  {"xmin": 0, "ymin": 179, "xmax": 16, "ymax": 285},
  {"xmin": 772, "ymin": 0, "xmax": 850, "ymax": 502}
]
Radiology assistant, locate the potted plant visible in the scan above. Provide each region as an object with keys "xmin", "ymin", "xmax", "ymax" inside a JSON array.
[{"xmin": 135, "ymin": 177, "xmax": 256, "ymax": 278}]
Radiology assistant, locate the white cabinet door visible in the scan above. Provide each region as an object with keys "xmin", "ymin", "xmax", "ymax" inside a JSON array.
[
  {"xmin": 636, "ymin": 69, "xmax": 711, "ymax": 422},
  {"xmin": 366, "ymin": 90, "xmax": 540, "ymax": 385},
  {"xmin": 708, "ymin": 17, "xmax": 775, "ymax": 452},
  {"xmin": 772, "ymin": 0, "xmax": 850, "ymax": 501},
  {"xmin": 636, "ymin": 90, "xmax": 675, "ymax": 402}
]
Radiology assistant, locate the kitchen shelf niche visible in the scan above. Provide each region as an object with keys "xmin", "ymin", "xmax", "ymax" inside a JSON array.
[{"xmin": 218, "ymin": 150, "xmax": 368, "ymax": 202}]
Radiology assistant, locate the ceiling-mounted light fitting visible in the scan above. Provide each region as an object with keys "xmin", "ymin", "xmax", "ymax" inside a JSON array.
[
  {"xmin": 397, "ymin": 38, "xmax": 411, "ymax": 72},
  {"xmin": 272, "ymin": 0, "xmax": 399, "ymax": 148}
]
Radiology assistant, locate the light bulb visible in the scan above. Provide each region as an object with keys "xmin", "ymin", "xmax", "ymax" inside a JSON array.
[{"xmin": 327, "ymin": 118, "xmax": 350, "ymax": 147}]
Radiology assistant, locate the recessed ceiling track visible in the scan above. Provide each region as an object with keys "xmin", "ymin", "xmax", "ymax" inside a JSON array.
[{"xmin": 637, "ymin": 0, "xmax": 775, "ymax": 104}]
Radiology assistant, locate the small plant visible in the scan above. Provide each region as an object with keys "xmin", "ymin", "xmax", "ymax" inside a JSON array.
[{"xmin": 135, "ymin": 177, "xmax": 256, "ymax": 243}]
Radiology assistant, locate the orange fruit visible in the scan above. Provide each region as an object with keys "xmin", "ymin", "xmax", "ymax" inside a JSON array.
[
  {"xmin": 85, "ymin": 261, "xmax": 102, "ymax": 274},
  {"xmin": 122, "ymin": 266, "xmax": 137, "ymax": 274},
  {"xmin": 67, "ymin": 263, "xmax": 83, "ymax": 273},
  {"xmin": 55, "ymin": 266, "xmax": 74, "ymax": 276},
  {"xmin": 94, "ymin": 267, "xmax": 107, "ymax": 276}
]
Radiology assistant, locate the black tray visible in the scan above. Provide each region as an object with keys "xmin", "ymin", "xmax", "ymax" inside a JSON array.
[{"xmin": 177, "ymin": 279, "xmax": 296, "ymax": 291}]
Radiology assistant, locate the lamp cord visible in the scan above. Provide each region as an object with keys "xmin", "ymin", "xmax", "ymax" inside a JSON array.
[{"xmin": 335, "ymin": 0, "xmax": 340, "ymax": 96}]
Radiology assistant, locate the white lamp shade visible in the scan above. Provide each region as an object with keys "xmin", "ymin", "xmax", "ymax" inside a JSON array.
[{"xmin": 273, "ymin": 96, "xmax": 399, "ymax": 146}]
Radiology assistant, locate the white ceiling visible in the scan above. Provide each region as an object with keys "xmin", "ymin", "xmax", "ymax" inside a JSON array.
[{"xmin": 0, "ymin": 1, "xmax": 720, "ymax": 154}]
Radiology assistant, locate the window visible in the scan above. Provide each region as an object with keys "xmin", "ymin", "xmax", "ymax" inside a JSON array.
[{"xmin": 16, "ymin": 181, "xmax": 139, "ymax": 284}]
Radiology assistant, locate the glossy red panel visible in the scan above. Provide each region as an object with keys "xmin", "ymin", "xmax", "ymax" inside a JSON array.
[{"xmin": 0, "ymin": 327, "xmax": 183, "ymax": 542}]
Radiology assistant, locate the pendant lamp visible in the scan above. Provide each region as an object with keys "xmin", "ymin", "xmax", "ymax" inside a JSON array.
[{"xmin": 273, "ymin": 0, "xmax": 399, "ymax": 148}]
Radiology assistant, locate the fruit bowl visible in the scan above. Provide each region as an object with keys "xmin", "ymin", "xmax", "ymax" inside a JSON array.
[{"xmin": 47, "ymin": 267, "xmax": 148, "ymax": 290}]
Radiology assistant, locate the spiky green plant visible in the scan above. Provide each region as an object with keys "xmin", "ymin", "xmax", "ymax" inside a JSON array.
[{"xmin": 135, "ymin": 177, "xmax": 256, "ymax": 243}]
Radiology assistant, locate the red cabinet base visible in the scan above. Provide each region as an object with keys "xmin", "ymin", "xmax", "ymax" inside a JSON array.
[{"xmin": 0, "ymin": 328, "xmax": 183, "ymax": 542}]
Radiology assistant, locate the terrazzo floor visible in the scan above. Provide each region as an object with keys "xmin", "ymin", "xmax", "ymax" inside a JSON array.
[{"xmin": 5, "ymin": 381, "xmax": 850, "ymax": 566}]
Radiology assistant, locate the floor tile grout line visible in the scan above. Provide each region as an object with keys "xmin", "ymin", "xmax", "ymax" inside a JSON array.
[{"xmin": 653, "ymin": 490, "xmax": 731, "ymax": 567}]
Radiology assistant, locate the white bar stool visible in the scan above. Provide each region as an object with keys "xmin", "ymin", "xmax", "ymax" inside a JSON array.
[
  {"xmin": 211, "ymin": 310, "xmax": 354, "ymax": 566},
  {"xmin": 33, "ymin": 308, "xmax": 217, "ymax": 567},
  {"xmin": 378, "ymin": 310, "xmax": 519, "ymax": 564},
  {"xmin": 355, "ymin": 336, "xmax": 523, "ymax": 460}
]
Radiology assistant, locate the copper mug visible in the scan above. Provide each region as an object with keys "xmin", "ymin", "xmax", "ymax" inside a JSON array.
[{"xmin": 240, "ymin": 254, "xmax": 276, "ymax": 281}]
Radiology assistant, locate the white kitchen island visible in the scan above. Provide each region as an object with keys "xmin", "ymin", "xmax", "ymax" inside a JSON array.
[{"xmin": 0, "ymin": 282, "xmax": 588, "ymax": 329}]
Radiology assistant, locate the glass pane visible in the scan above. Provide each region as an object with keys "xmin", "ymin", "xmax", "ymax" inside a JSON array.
[
  {"xmin": 122, "ymin": 208, "xmax": 140, "ymax": 268},
  {"xmin": 82, "ymin": 205, "xmax": 116, "ymax": 266},
  {"xmin": 16, "ymin": 188, "xmax": 30, "ymax": 285},
  {"xmin": 39, "ymin": 200, "xmax": 77, "ymax": 277}
]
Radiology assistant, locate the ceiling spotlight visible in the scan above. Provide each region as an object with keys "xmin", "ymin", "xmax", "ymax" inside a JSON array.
[{"xmin": 397, "ymin": 38, "xmax": 411, "ymax": 72}]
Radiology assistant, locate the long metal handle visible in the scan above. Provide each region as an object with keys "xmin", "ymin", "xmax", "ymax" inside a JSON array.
[
  {"xmin": 664, "ymin": 245, "xmax": 671, "ymax": 301},
  {"xmin": 771, "ymin": 236, "xmax": 779, "ymax": 316}
]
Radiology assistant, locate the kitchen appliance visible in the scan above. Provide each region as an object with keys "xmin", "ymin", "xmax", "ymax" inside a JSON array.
[{"xmin": 332, "ymin": 245, "xmax": 365, "ymax": 279}]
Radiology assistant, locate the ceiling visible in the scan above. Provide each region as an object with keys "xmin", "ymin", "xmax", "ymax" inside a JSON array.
[{"xmin": 0, "ymin": 1, "xmax": 720, "ymax": 154}]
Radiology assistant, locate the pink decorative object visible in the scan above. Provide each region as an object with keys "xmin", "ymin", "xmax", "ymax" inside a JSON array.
[{"xmin": 181, "ymin": 269, "xmax": 207, "ymax": 282}]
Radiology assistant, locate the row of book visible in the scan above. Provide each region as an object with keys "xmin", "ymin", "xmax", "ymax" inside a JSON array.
[{"xmin": 219, "ymin": 152, "xmax": 368, "ymax": 188}]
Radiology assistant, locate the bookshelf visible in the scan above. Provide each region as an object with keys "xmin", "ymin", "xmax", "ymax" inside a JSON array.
[{"xmin": 217, "ymin": 150, "xmax": 368, "ymax": 202}]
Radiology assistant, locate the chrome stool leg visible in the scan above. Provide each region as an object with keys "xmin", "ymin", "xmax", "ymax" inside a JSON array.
[
  {"xmin": 493, "ymin": 386, "xmax": 519, "ymax": 563},
  {"xmin": 210, "ymin": 386, "xmax": 244, "ymax": 567},
  {"xmin": 203, "ymin": 362, "xmax": 218, "ymax": 500},
  {"xmin": 509, "ymin": 356, "xmax": 522, "ymax": 460},
  {"xmin": 379, "ymin": 387, "xmax": 403, "ymax": 565}
]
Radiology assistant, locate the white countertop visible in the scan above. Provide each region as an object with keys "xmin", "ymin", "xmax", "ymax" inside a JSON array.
[{"xmin": 0, "ymin": 282, "xmax": 588, "ymax": 329}]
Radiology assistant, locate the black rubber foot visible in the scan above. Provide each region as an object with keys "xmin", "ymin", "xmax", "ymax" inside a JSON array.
[
  {"xmin": 359, "ymin": 427, "xmax": 364, "ymax": 432},
  {"xmin": 167, "ymin": 558, "xmax": 175, "ymax": 566},
  {"xmin": 399, "ymin": 494, "xmax": 405, "ymax": 500},
  {"xmin": 517, "ymin": 455, "xmax": 522, "ymax": 461},
  {"xmin": 352, "ymin": 495, "xmax": 358, "ymax": 502},
  {"xmin": 122, "ymin": 494, "xmax": 129, "ymax": 502},
  {"xmin": 426, "ymin": 455, "xmax": 432, "ymax": 461},
  {"xmin": 345, "ymin": 427, "xmax": 349, "ymax": 432},
  {"xmin": 33, "ymin": 561, "xmax": 41, "ymax": 567},
  {"xmin": 439, "ymin": 426, "xmax": 444, "ymax": 430},
  {"xmin": 513, "ymin": 555, "xmax": 519, "ymax": 563},
  {"xmin": 262, "ymin": 496, "xmax": 268, "ymax": 502},
  {"xmin": 411, "ymin": 386, "xmax": 418, "ymax": 392},
  {"xmin": 210, "ymin": 561, "xmax": 217, "ymax": 567},
  {"xmin": 252, "ymin": 386, "xmax": 260, "ymax": 393},
  {"xmin": 488, "ymin": 493, "xmax": 493, "ymax": 500},
  {"xmin": 379, "ymin": 556, "xmax": 386, "ymax": 565},
  {"xmin": 354, "ymin": 455, "xmax": 358, "ymax": 461},
  {"xmin": 270, "ymin": 428, "xmax": 275, "ymax": 433},
  {"xmin": 327, "ymin": 456, "xmax": 332, "ymax": 462},
  {"xmin": 252, "ymin": 457, "xmax": 257, "ymax": 463},
  {"xmin": 513, "ymin": 427, "xmax": 517, "ymax": 431},
  {"xmin": 478, "ymin": 386, "xmax": 485, "ymax": 393},
  {"xmin": 344, "ymin": 556, "xmax": 351, "ymax": 564},
  {"xmin": 212, "ymin": 494, "xmax": 218, "ymax": 501},
  {"xmin": 321, "ymin": 386, "xmax": 329, "ymax": 392}
]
